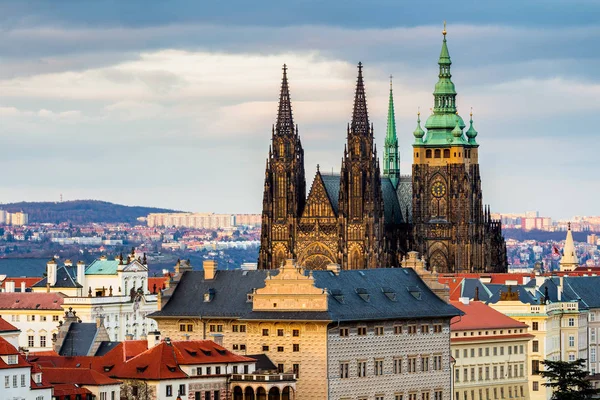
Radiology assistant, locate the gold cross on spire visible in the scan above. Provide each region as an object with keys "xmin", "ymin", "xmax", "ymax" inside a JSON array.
[
  {"xmin": 389, "ymin": 74, "xmax": 393, "ymax": 89},
  {"xmin": 443, "ymin": 21, "xmax": 447, "ymax": 37}
]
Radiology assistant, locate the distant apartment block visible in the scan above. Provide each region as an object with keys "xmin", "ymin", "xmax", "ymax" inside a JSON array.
[
  {"xmin": 147, "ymin": 212, "xmax": 261, "ymax": 229},
  {"xmin": 0, "ymin": 210, "xmax": 29, "ymax": 226}
]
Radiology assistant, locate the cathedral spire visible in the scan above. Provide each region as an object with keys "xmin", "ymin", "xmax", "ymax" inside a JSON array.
[
  {"xmin": 351, "ymin": 62, "xmax": 370, "ymax": 135},
  {"xmin": 275, "ymin": 64, "xmax": 294, "ymax": 136},
  {"xmin": 383, "ymin": 75, "xmax": 400, "ymax": 187}
]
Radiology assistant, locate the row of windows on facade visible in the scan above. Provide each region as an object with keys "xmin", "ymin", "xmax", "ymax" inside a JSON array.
[
  {"xmin": 339, "ymin": 323, "xmax": 443, "ymax": 337},
  {"xmin": 97, "ymin": 391, "xmax": 117, "ymax": 400},
  {"xmin": 454, "ymin": 328, "xmax": 525, "ymax": 338},
  {"xmin": 455, "ymin": 385, "xmax": 526, "ymax": 400},
  {"xmin": 5, "ymin": 314, "xmax": 60, "ymax": 322},
  {"xmin": 4, "ymin": 374, "xmax": 28, "ymax": 389},
  {"xmin": 418, "ymin": 149, "xmax": 473, "ymax": 159},
  {"xmin": 455, "ymin": 363, "xmax": 526, "ymax": 382},
  {"xmin": 162, "ymin": 383, "xmax": 219, "ymax": 399},
  {"xmin": 339, "ymin": 355, "xmax": 443, "ymax": 378},
  {"xmin": 346, "ymin": 391, "xmax": 443, "ymax": 400},
  {"xmin": 27, "ymin": 335, "xmax": 48, "ymax": 348},
  {"xmin": 454, "ymin": 344, "xmax": 524, "ymax": 359}
]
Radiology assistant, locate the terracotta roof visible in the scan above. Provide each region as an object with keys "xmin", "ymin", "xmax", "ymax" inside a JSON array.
[
  {"xmin": 114, "ymin": 340, "xmax": 254, "ymax": 380},
  {"xmin": 450, "ymin": 301, "xmax": 528, "ymax": 331},
  {"xmin": 0, "ymin": 337, "xmax": 31, "ymax": 370},
  {"xmin": 451, "ymin": 333, "xmax": 535, "ymax": 343},
  {"xmin": 0, "ymin": 317, "xmax": 19, "ymax": 333},
  {"xmin": 148, "ymin": 277, "xmax": 169, "ymax": 292},
  {"xmin": 41, "ymin": 367, "xmax": 121, "ymax": 385},
  {"xmin": 1, "ymin": 277, "xmax": 42, "ymax": 289},
  {"xmin": 0, "ymin": 292, "xmax": 64, "ymax": 310},
  {"xmin": 51, "ymin": 383, "xmax": 92, "ymax": 396}
]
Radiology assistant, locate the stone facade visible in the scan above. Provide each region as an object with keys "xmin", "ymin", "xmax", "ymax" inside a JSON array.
[{"xmin": 328, "ymin": 319, "xmax": 452, "ymax": 400}]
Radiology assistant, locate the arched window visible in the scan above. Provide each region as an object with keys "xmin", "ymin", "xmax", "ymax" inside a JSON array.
[
  {"xmin": 426, "ymin": 150, "xmax": 432, "ymax": 158},
  {"xmin": 434, "ymin": 149, "xmax": 441, "ymax": 158},
  {"xmin": 443, "ymin": 149, "xmax": 450, "ymax": 158}
]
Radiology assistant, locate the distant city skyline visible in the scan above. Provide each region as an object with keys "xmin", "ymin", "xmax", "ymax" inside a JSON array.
[{"xmin": 0, "ymin": 1, "xmax": 599, "ymax": 219}]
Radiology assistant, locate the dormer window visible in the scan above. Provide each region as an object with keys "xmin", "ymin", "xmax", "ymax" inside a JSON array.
[
  {"xmin": 355, "ymin": 288, "xmax": 370, "ymax": 302},
  {"xmin": 7, "ymin": 355, "xmax": 17, "ymax": 365},
  {"xmin": 204, "ymin": 289, "xmax": 215, "ymax": 303},
  {"xmin": 246, "ymin": 293, "xmax": 253, "ymax": 303},
  {"xmin": 382, "ymin": 287, "xmax": 397, "ymax": 301}
]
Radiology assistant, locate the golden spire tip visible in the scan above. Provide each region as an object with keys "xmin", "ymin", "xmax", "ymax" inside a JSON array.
[{"xmin": 443, "ymin": 21, "xmax": 447, "ymax": 36}]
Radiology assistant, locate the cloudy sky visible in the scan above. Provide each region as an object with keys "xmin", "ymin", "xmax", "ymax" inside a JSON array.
[{"xmin": 0, "ymin": 0, "xmax": 598, "ymax": 219}]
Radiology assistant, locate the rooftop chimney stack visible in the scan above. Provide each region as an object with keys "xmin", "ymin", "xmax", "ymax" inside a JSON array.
[
  {"xmin": 203, "ymin": 260, "xmax": 217, "ymax": 280},
  {"xmin": 20, "ymin": 281, "xmax": 25, "ymax": 293},
  {"xmin": 5, "ymin": 281, "xmax": 15, "ymax": 293},
  {"xmin": 147, "ymin": 331, "xmax": 161, "ymax": 348},
  {"xmin": 47, "ymin": 259, "xmax": 58, "ymax": 287}
]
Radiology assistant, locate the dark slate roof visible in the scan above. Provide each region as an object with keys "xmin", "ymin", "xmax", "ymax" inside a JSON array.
[
  {"xmin": 563, "ymin": 277, "xmax": 600, "ymax": 308},
  {"xmin": 485, "ymin": 284, "xmax": 538, "ymax": 305},
  {"xmin": 59, "ymin": 323, "xmax": 97, "ymax": 356},
  {"xmin": 94, "ymin": 341, "xmax": 121, "ymax": 356},
  {"xmin": 247, "ymin": 354, "xmax": 277, "ymax": 372},
  {"xmin": 32, "ymin": 266, "xmax": 81, "ymax": 289},
  {"xmin": 316, "ymin": 173, "xmax": 403, "ymax": 225},
  {"xmin": 381, "ymin": 177, "xmax": 403, "ymax": 224},
  {"xmin": 150, "ymin": 268, "xmax": 459, "ymax": 322},
  {"xmin": 460, "ymin": 279, "xmax": 494, "ymax": 302},
  {"xmin": 320, "ymin": 173, "xmax": 340, "ymax": 215}
]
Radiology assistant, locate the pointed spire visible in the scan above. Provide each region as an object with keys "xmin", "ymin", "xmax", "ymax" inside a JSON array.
[
  {"xmin": 466, "ymin": 107, "xmax": 478, "ymax": 144},
  {"xmin": 275, "ymin": 64, "xmax": 294, "ymax": 136},
  {"xmin": 385, "ymin": 75, "xmax": 397, "ymax": 146},
  {"xmin": 351, "ymin": 62, "xmax": 369, "ymax": 135},
  {"xmin": 560, "ymin": 223, "xmax": 579, "ymax": 271},
  {"xmin": 413, "ymin": 109, "xmax": 425, "ymax": 142},
  {"xmin": 452, "ymin": 118, "xmax": 463, "ymax": 138}
]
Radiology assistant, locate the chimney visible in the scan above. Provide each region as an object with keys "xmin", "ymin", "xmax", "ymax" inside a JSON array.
[
  {"xmin": 147, "ymin": 331, "xmax": 161, "ymax": 348},
  {"xmin": 47, "ymin": 259, "xmax": 58, "ymax": 287},
  {"xmin": 76, "ymin": 261, "xmax": 86, "ymax": 289},
  {"xmin": 125, "ymin": 333, "xmax": 134, "ymax": 341},
  {"xmin": 20, "ymin": 281, "xmax": 26, "ymax": 293},
  {"xmin": 211, "ymin": 334, "xmax": 224, "ymax": 346},
  {"xmin": 459, "ymin": 297, "xmax": 470, "ymax": 305},
  {"xmin": 64, "ymin": 259, "xmax": 73, "ymax": 267},
  {"xmin": 5, "ymin": 281, "xmax": 15, "ymax": 293},
  {"xmin": 203, "ymin": 260, "xmax": 217, "ymax": 280},
  {"xmin": 326, "ymin": 263, "xmax": 341, "ymax": 275}
]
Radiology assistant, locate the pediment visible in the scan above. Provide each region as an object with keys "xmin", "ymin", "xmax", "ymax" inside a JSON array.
[
  {"xmin": 301, "ymin": 171, "xmax": 336, "ymax": 219},
  {"xmin": 123, "ymin": 260, "xmax": 148, "ymax": 272}
]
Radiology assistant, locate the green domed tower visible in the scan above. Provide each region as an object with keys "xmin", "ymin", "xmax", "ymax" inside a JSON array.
[{"xmin": 411, "ymin": 24, "xmax": 506, "ymax": 273}]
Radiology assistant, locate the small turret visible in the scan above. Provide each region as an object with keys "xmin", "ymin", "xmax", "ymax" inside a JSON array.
[
  {"xmin": 413, "ymin": 111, "xmax": 425, "ymax": 142},
  {"xmin": 560, "ymin": 223, "xmax": 579, "ymax": 272},
  {"xmin": 452, "ymin": 119, "xmax": 462, "ymax": 138}
]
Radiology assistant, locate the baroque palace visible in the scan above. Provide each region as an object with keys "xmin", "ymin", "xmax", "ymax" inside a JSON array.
[{"xmin": 258, "ymin": 28, "xmax": 507, "ymax": 273}]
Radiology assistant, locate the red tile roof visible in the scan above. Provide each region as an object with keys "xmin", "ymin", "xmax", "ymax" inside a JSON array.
[
  {"xmin": 1, "ymin": 277, "xmax": 43, "ymax": 289},
  {"xmin": 0, "ymin": 317, "xmax": 19, "ymax": 332},
  {"xmin": 41, "ymin": 367, "xmax": 121, "ymax": 386},
  {"xmin": 51, "ymin": 383, "xmax": 92, "ymax": 397},
  {"xmin": 148, "ymin": 277, "xmax": 169, "ymax": 292},
  {"xmin": 0, "ymin": 337, "xmax": 31, "ymax": 370},
  {"xmin": 450, "ymin": 301, "xmax": 528, "ymax": 331},
  {"xmin": 114, "ymin": 340, "xmax": 254, "ymax": 380},
  {"xmin": 0, "ymin": 292, "xmax": 65, "ymax": 310}
]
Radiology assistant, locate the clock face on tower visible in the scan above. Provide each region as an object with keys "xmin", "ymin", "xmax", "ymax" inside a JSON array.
[{"xmin": 431, "ymin": 181, "xmax": 446, "ymax": 198}]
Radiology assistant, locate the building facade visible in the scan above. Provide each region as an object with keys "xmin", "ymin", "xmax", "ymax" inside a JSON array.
[
  {"xmin": 450, "ymin": 299, "xmax": 532, "ymax": 400},
  {"xmin": 150, "ymin": 260, "xmax": 459, "ymax": 400},
  {"xmin": 258, "ymin": 27, "xmax": 506, "ymax": 273}
]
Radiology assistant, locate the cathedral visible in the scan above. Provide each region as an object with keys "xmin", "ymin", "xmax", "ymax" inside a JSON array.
[{"xmin": 258, "ymin": 28, "xmax": 507, "ymax": 273}]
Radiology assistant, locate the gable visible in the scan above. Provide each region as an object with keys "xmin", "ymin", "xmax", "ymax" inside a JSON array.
[
  {"xmin": 123, "ymin": 261, "xmax": 148, "ymax": 273},
  {"xmin": 301, "ymin": 171, "xmax": 337, "ymax": 219}
]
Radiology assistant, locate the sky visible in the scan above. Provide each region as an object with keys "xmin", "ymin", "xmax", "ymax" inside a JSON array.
[{"xmin": 0, "ymin": 0, "xmax": 599, "ymax": 219}]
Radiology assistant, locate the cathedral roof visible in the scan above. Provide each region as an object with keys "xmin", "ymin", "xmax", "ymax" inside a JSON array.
[
  {"xmin": 320, "ymin": 173, "xmax": 341, "ymax": 215},
  {"xmin": 149, "ymin": 268, "xmax": 460, "ymax": 322}
]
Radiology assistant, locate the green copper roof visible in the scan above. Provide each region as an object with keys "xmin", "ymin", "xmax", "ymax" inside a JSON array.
[
  {"xmin": 413, "ymin": 112, "xmax": 425, "ymax": 143},
  {"xmin": 466, "ymin": 111, "xmax": 478, "ymax": 145},
  {"xmin": 86, "ymin": 259, "xmax": 120, "ymax": 275},
  {"xmin": 415, "ymin": 26, "xmax": 471, "ymax": 148},
  {"xmin": 383, "ymin": 77, "xmax": 400, "ymax": 186},
  {"xmin": 385, "ymin": 80, "xmax": 397, "ymax": 146}
]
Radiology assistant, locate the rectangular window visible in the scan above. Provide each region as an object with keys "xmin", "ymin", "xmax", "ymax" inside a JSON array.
[
  {"xmin": 197, "ymin": 367, "xmax": 202, "ymax": 375},
  {"xmin": 13, "ymin": 375, "xmax": 17, "ymax": 388},
  {"xmin": 340, "ymin": 328, "xmax": 349, "ymax": 337},
  {"xmin": 357, "ymin": 327, "xmax": 367, "ymax": 336},
  {"xmin": 592, "ymin": 328, "xmax": 596, "ymax": 343},
  {"xmin": 532, "ymin": 360, "xmax": 540, "ymax": 375},
  {"xmin": 478, "ymin": 367, "xmax": 483, "ymax": 381},
  {"xmin": 434, "ymin": 391, "xmax": 442, "ymax": 400},
  {"xmin": 455, "ymin": 368, "xmax": 460, "ymax": 382},
  {"xmin": 464, "ymin": 349, "xmax": 468, "ymax": 358},
  {"xmin": 213, "ymin": 391, "xmax": 220, "ymax": 400},
  {"xmin": 485, "ymin": 347, "xmax": 489, "ymax": 356},
  {"xmin": 493, "ymin": 366, "xmax": 498, "ymax": 380},
  {"xmin": 277, "ymin": 329, "xmax": 284, "ymax": 336},
  {"xmin": 433, "ymin": 355, "xmax": 442, "ymax": 370},
  {"xmin": 471, "ymin": 367, "xmax": 475, "ymax": 381},
  {"xmin": 262, "ymin": 345, "xmax": 269, "ymax": 352},
  {"xmin": 293, "ymin": 344, "xmax": 300, "ymax": 352},
  {"xmin": 179, "ymin": 384, "xmax": 186, "ymax": 396},
  {"xmin": 568, "ymin": 318, "xmax": 575, "ymax": 327},
  {"xmin": 569, "ymin": 335, "xmax": 575, "ymax": 347},
  {"xmin": 40, "ymin": 336, "xmax": 46, "ymax": 348},
  {"xmin": 179, "ymin": 324, "xmax": 186, "ymax": 332},
  {"xmin": 532, "ymin": 322, "xmax": 539, "ymax": 331},
  {"xmin": 394, "ymin": 358, "xmax": 402, "ymax": 374},
  {"xmin": 53, "ymin": 315, "xmax": 59, "ymax": 321},
  {"xmin": 21, "ymin": 374, "xmax": 25, "ymax": 387},
  {"xmin": 41, "ymin": 315, "xmax": 47, "ymax": 321},
  {"xmin": 232, "ymin": 324, "xmax": 239, "ymax": 332},
  {"xmin": 206, "ymin": 367, "xmax": 212, "ymax": 375},
  {"xmin": 375, "ymin": 359, "xmax": 384, "ymax": 376},
  {"xmin": 485, "ymin": 367, "xmax": 490, "ymax": 380},
  {"xmin": 532, "ymin": 340, "xmax": 539, "ymax": 352},
  {"xmin": 358, "ymin": 361, "xmax": 367, "ymax": 377},
  {"xmin": 422, "ymin": 356, "xmax": 429, "ymax": 372},
  {"xmin": 240, "ymin": 325, "xmax": 246, "ymax": 332},
  {"xmin": 500, "ymin": 347, "xmax": 504, "ymax": 356},
  {"xmin": 592, "ymin": 348, "xmax": 596, "ymax": 362},
  {"xmin": 433, "ymin": 324, "xmax": 442, "ymax": 333},
  {"xmin": 293, "ymin": 363, "xmax": 299, "ymax": 378},
  {"xmin": 187, "ymin": 324, "xmax": 193, "ymax": 332},
  {"xmin": 508, "ymin": 346, "xmax": 512, "ymax": 355},
  {"xmin": 395, "ymin": 395, "xmax": 404, "ymax": 400},
  {"xmin": 340, "ymin": 362, "xmax": 349, "ymax": 378},
  {"xmin": 292, "ymin": 329, "xmax": 299, "ymax": 337},
  {"xmin": 520, "ymin": 364, "xmax": 524, "ymax": 377},
  {"xmin": 4, "ymin": 376, "xmax": 8, "ymax": 388},
  {"xmin": 470, "ymin": 348, "xmax": 475, "ymax": 358},
  {"xmin": 166, "ymin": 385, "xmax": 172, "ymax": 397},
  {"xmin": 394, "ymin": 325, "xmax": 403, "ymax": 334},
  {"xmin": 215, "ymin": 367, "xmax": 221, "ymax": 374},
  {"xmin": 28, "ymin": 335, "xmax": 35, "ymax": 347},
  {"xmin": 408, "ymin": 325, "xmax": 417, "ymax": 334},
  {"xmin": 375, "ymin": 326, "xmax": 384, "ymax": 336},
  {"xmin": 262, "ymin": 329, "xmax": 269, "ymax": 336},
  {"xmin": 408, "ymin": 357, "xmax": 417, "ymax": 373},
  {"xmin": 233, "ymin": 366, "xmax": 238, "ymax": 374},
  {"xmin": 240, "ymin": 344, "xmax": 246, "ymax": 351},
  {"xmin": 204, "ymin": 391, "xmax": 211, "ymax": 400},
  {"xmin": 422, "ymin": 393, "xmax": 430, "ymax": 400},
  {"xmin": 421, "ymin": 324, "xmax": 429, "ymax": 334},
  {"xmin": 455, "ymin": 349, "xmax": 459, "ymax": 359},
  {"xmin": 277, "ymin": 346, "xmax": 284, "ymax": 352},
  {"xmin": 478, "ymin": 348, "xmax": 482, "ymax": 357},
  {"xmin": 278, "ymin": 364, "xmax": 285, "ymax": 373}
]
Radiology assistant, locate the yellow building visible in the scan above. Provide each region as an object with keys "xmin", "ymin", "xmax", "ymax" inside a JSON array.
[
  {"xmin": 451, "ymin": 299, "xmax": 532, "ymax": 400},
  {"xmin": 151, "ymin": 260, "xmax": 460, "ymax": 400}
]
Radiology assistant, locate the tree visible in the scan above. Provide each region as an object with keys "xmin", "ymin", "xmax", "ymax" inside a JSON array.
[{"xmin": 541, "ymin": 358, "xmax": 600, "ymax": 400}]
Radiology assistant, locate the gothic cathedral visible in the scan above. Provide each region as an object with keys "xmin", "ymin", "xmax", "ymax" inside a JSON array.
[{"xmin": 258, "ymin": 28, "xmax": 507, "ymax": 273}]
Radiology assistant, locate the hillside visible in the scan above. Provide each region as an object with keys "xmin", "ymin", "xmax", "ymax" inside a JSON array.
[{"xmin": 0, "ymin": 200, "xmax": 181, "ymax": 225}]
